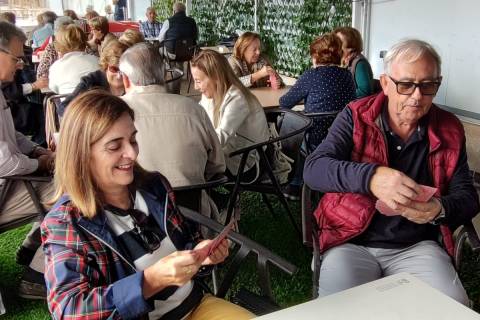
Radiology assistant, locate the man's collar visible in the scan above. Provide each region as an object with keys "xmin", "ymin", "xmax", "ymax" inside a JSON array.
[{"xmin": 381, "ymin": 99, "xmax": 427, "ymax": 138}]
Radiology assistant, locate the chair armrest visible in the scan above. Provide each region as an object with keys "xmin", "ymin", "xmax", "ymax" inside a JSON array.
[
  {"xmin": 4, "ymin": 174, "xmax": 52, "ymax": 183},
  {"xmin": 173, "ymin": 174, "xmax": 229, "ymax": 192},
  {"xmin": 463, "ymin": 220, "xmax": 480, "ymax": 251},
  {"xmin": 178, "ymin": 205, "xmax": 297, "ymax": 300}
]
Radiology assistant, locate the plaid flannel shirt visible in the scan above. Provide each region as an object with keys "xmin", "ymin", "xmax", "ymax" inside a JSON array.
[
  {"xmin": 41, "ymin": 172, "xmax": 201, "ymax": 320},
  {"xmin": 139, "ymin": 20, "xmax": 162, "ymax": 38}
]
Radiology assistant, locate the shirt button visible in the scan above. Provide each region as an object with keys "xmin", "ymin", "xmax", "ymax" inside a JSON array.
[{"xmin": 396, "ymin": 146, "xmax": 402, "ymax": 151}]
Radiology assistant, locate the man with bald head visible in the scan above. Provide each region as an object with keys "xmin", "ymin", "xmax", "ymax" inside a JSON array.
[
  {"xmin": 304, "ymin": 39, "xmax": 479, "ymax": 304},
  {"xmin": 139, "ymin": 7, "xmax": 162, "ymax": 39}
]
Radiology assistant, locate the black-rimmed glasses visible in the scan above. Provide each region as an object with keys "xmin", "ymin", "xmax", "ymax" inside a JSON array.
[
  {"xmin": 0, "ymin": 47, "xmax": 25, "ymax": 67},
  {"xmin": 388, "ymin": 76, "xmax": 441, "ymax": 96}
]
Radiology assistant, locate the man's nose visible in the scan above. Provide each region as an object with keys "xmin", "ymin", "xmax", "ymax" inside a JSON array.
[{"xmin": 411, "ymin": 85, "xmax": 423, "ymax": 99}]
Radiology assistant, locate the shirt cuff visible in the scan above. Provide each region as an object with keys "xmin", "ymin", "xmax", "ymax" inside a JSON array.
[{"xmin": 22, "ymin": 83, "xmax": 33, "ymax": 95}]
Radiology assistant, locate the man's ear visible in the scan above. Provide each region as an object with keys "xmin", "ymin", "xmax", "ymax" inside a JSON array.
[
  {"xmin": 379, "ymin": 74, "xmax": 389, "ymax": 95},
  {"xmin": 122, "ymin": 74, "xmax": 131, "ymax": 91}
]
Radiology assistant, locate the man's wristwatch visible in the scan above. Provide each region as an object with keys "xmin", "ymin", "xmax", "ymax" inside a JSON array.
[{"xmin": 431, "ymin": 201, "xmax": 446, "ymax": 225}]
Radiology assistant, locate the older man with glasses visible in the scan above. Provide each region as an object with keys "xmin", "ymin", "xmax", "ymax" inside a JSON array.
[
  {"xmin": 304, "ymin": 39, "xmax": 479, "ymax": 304},
  {"xmin": 0, "ymin": 21, "xmax": 55, "ymax": 300}
]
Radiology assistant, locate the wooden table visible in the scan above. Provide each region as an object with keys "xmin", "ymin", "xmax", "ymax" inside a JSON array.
[
  {"xmin": 250, "ymin": 86, "xmax": 292, "ymax": 109},
  {"xmin": 200, "ymin": 45, "xmax": 233, "ymax": 55},
  {"xmin": 257, "ymin": 273, "xmax": 480, "ymax": 319}
]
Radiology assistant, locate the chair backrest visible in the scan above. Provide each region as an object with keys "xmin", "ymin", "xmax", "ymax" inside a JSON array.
[
  {"xmin": 304, "ymin": 111, "xmax": 340, "ymax": 154},
  {"xmin": 301, "ymin": 184, "xmax": 323, "ymax": 247},
  {"xmin": 165, "ymin": 38, "xmax": 196, "ymax": 62},
  {"xmin": 44, "ymin": 93, "xmax": 68, "ymax": 151},
  {"xmin": 165, "ymin": 67, "xmax": 184, "ymax": 94},
  {"xmin": 265, "ymin": 109, "xmax": 312, "ymax": 180}
]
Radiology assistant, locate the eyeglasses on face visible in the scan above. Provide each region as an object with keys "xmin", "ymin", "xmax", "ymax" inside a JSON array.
[
  {"xmin": 0, "ymin": 47, "xmax": 25, "ymax": 67},
  {"xmin": 388, "ymin": 76, "xmax": 441, "ymax": 96}
]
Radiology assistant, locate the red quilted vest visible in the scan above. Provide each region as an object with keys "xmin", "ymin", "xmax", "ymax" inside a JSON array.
[{"xmin": 314, "ymin": 92, "xmax": 465, "ymax": 256}]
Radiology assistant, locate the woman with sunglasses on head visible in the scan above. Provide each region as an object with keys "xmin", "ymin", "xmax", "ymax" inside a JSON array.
[
  {"xmin": 59, "ymin": 39, "xmax": 130, "ymax": 116},
  {"xmin": 42, "ymin": 90, "xmax": 253, "ymax": 320},
  {"xmin": 192, "ymin": 49, "xmax": 271, "ymax": 182}
]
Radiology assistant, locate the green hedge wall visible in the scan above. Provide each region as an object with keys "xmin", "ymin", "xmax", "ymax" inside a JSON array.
[{"xmin": 155, "ymin": 0, "xmax": 352, "ymax": 76}]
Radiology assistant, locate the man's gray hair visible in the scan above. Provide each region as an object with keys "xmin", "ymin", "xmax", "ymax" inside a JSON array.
[
  {"xmin": 384, "ymin": 39, "xmax": 441, "ymax": 77},
  {"xmin": 146, "ymin": 6, "xmax": 156, "ymax": 14},
  {"xmin": 0, "ymin": 21, "xmax": 26, "ymax": 50},
  {"xmin": 54, "ymin": 16, "xmax": 74, "ymax": 34},
  {"xmin": 173, "ymin": 2, "xmax": 186, "ymax": 13},
  {"xmin": 119, "ymin": 42, "xmax": 165, "ymax": 86}
]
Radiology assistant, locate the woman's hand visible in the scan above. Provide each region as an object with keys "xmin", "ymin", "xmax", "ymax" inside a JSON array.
[
  {"xmin": 143, "ymin": 250, "xmax": 201, "ymax": 299},
  {"xmin": 251, "ymin": 65, "xmax": 275, "ymax": 84},
  {"xmin": 194, "ymin": 239, "xmax": 229, "ymax": 266}
]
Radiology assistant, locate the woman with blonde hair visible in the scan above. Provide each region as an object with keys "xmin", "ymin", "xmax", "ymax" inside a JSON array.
[
  {"xmin": 42, "ymin": 90, "xmax": 253, "ymax": 320},
  {"xmin": 48, "ymin": 24, "xmax": 99, "ymax": 94},
  {"xmin": 228, "ymin": 31, "xmax": 283, "ymax": 88},
  {"xmin": 59, "ymin": 39, "xmax": 130, "ymax": 115},
  {"xmin": 192, "ymin": 49, "xmax": 270, "ymax": 181},
  {"xmin": 118, "ymin": 28, "xmax": 145, "ymax": 47}
]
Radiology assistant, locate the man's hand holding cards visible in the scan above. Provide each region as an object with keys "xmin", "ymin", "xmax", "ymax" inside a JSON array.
[{"xmin": 376, "ymin": 184, "xmax": 438, "ymax": 216}]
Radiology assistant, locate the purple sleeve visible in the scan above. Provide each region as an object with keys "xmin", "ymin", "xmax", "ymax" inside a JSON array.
[
  {"xmin": 303, "ymin": 107, "xmax": 378, "ymax": 194},
  {"xmin": 441, "ymin": 143, "xmax": 480, "ymax": 229}
]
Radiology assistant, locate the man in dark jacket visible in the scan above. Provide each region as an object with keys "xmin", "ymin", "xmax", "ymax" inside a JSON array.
[
  {"xmin": 158, "ymin": 2, "xmax": 198, "ymax": 56},
  {"xmin": 304, "ymin": 39, "xmax": 479, "ymax": 305}
]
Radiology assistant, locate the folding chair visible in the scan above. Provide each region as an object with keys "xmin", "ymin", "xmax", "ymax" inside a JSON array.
[
  {"xmin": 0, "ymin": 175, "xmax": 51, "ymax": 233},
  {"xmin": 225, "ymin": 109, "xmax": 312, "ymax": 236}
]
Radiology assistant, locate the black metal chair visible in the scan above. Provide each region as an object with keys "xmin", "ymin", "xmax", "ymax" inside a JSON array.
[
  {"xmin": 160, "ymin": 38, "xmax": 198, "ymax": 93},
  {"xmin": 302, "ymin": 111, "xmax": 340, "ymax": 154},
  {"xmin": 301, "ymin": 183, "xmax": 480, "ymax": 298},
  {"xmin": 165, "ymin": 67, "xmax": 184, "ymax": 95},
  {"xmin": 224, "ymin": 109, "xmax": 312, "ymax": 236},
  {"xmin": 0, "ymin": 175, "xmax": 51, "ymax": 233},
  {"xmin": 178, "ymin": 205, "xmax": 297, "ymax": 315},
  {"xmin": 170, "ymin": 153, "xmax": 300, "ymax": 315}
]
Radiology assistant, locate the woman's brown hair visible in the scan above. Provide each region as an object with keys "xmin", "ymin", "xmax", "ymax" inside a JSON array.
[
  {"xmin": 309, "ymin": 33, "xmax": 343, "ymax": 65},
  {"xmin": 51, "ymin": 90, "xmax": 135, "ymax": 218},
  {"xmin": 232, "ymin": 31, "xmax": 261, "ymax": 62},
  {"xmin": 333, "ymin": 26, "xmax": 363, "ymax": 54},
  {"xmin": 89, "ymin": 16, "xmax": 109, "ymax": 35}
]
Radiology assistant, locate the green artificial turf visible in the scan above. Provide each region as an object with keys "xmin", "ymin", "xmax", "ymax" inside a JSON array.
[{"xmin": 0, "ymin": 192, "xmax": 478, "ymax": 319}]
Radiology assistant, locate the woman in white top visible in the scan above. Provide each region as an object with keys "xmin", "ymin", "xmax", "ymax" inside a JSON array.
[
  {"xmin": 48, "ymin": 24, "xmax": 99, "ymax": 94},
  {"xmin": 191, "ymin": 50, "xmax": 270, "ymax": 182}
]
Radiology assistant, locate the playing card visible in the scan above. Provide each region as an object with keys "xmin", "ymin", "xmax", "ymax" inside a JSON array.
[{"xmin": 376, "ymin": 184, "xmax": 438, "ymax": 216}]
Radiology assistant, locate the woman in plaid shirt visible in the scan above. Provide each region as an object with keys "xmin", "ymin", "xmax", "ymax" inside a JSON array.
[{"xmin": 41, "ymin": 90, "xmax": 253, "ymax": 319}]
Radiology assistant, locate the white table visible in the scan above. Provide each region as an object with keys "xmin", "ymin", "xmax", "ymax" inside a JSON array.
[{"xmin": 257, "ymin": 273, "xmax": 480, "ymax": 320}]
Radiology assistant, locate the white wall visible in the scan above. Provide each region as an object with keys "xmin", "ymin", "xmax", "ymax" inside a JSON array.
[
  {"xmin": 367, "ymin": 0, "xmax": 480, "ymax": 117},
  {"xmin": 129, "ymin": 0, "xmax": 150, "ymax": 22}
]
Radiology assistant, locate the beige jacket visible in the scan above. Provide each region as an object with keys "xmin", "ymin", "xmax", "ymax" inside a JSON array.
[
  {"xmin": 122, "ymin": 85, "xmax": 225, "ymax": 188},
  {"xmin": 200, "ymin": 85, "xmax": 270, "ymax": 177}
]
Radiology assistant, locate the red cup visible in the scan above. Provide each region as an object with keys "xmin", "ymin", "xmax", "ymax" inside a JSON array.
[{"xmin": 269, "ymin": 73, "xmax": 280, "ymax": 90}]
